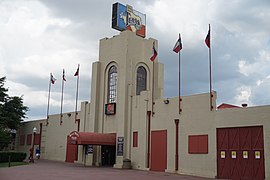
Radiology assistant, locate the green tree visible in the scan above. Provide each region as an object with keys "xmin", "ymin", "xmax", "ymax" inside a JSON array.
[
  {"xmin": 0, "ymin": 77, "xmax": 8, "ymax": 102},
  {"xmin": 1, "ymin": 96, "xmax": 28, "ymax": 130},
  {"xmin": 0, "ymin": 128, "xmax": 12, "ymax": 150},
  {"xmin": 0, "ymin": 77, "xmax": 28, "ymax": 150}
]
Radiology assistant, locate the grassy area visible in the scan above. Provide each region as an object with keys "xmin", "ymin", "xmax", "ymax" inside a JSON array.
[{"xmin": 0, "ymin": 161, "xmax": 29, "ymax": 168}]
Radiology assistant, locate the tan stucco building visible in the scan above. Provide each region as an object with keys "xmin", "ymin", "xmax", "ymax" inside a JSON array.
[{"xmin": 16, "ymin": 31, "xmax": 270, "ymax": 179}]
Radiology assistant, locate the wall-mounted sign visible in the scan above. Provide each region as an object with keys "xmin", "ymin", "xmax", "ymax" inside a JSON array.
[
  {"xmin": 86, "ymin": 145, "xmax": 93, "ymax": 154},
  {"xmin": 255, "ymin": 151, "xmax": 260, "ymax": 159},
  {"xmin": 112, "ymin": 2, "xmax": 146, "ymax": 38},
  {"xmin": 117, "ymin": 137, "xmax": 124, "ymax": 156},
  {"xmin": 105, "ymin": 103, "xmax": 116, "ymax": 115},
  {"xmin": 70, "ymin": 140, "xmax": 76, "ymax": 145},
  {"xmin": 231, "ymin": 151, "xmax": 236, "ymax": 159},
  {"xmin": 243, "ymin": 151, "xmax": 248, "ymax": 159},
  {"xmin": 221, "ymin": 151, "xmax": 225, "ymax": 159},
  {"xmin": 68, "ymin": 131, "xmax": 79, "ymax": 144}
]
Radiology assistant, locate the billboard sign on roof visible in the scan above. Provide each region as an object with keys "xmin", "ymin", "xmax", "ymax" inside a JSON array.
[{"xmin": 112, "ymin": 2, "xmax": 146, "ymax": 38}]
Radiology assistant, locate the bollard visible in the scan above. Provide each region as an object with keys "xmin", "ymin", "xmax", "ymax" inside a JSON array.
[
  {"xmin": 122, "ymin": 159, "xmax": 131, "ymax": 169},
  {"xmin": 8, "ymin": 155, "xmax": 11, "ymax": 167}
]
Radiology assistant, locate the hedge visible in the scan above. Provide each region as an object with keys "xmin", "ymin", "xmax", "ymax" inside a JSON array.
[{"xmin": 0, "ymin": 152, "xmax": 27, "ymax": 162}]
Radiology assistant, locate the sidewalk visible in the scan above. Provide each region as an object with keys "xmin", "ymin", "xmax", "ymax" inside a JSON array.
[{"xmin": 0, "ymin": 160, "xmax": 214, "ymax": 180}]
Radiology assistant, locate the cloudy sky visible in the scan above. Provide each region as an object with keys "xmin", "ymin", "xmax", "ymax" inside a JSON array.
[{"xmin": 0, "ymin": 0, "xmax": 270, "ymax": 120}]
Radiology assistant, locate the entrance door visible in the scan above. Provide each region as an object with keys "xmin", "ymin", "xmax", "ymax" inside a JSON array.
[
  {"xmin": 65, "ymin": 142, "xmax": 77, "ymax": 162},
  {"xmin": 150, "ymin": 130, "xmax": 167, "ymax": 171},
  {"xmin": 217, "ymin": 126, "xmax": 265, "ymax": 179},
  {"xmin": 101, "ymin": 145, "xmax": 116, "ymax": 166}
]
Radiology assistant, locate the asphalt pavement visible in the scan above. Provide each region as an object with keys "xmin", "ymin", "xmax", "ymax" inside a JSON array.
[{"xmin": 0, "ymin": 160, "xmax": 214, "ymax": 180}]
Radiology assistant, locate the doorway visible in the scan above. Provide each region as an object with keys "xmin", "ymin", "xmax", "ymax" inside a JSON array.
[
  {"xmin": 65, "ymin": 136, "xmax": 77, "ymax": 163},
  {"xmin": 101, "ymin": 145, "xmax": 116, "ymax": 166},
  {"xmin": 150, "ymin": 130, "xmax": 167, "ymax": 171}
]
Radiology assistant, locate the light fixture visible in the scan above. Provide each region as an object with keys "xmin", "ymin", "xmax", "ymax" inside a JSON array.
[
  {"xmin": 33, "ymin": 127, "xmax": 37, "ymax": 133},
  {"xmin": 164, "ymin": 98, "xmax": 169, "ymax": 104},
  {"xmin": 30, "ymin": 127, "xmax": 37, "ymax": 163}
]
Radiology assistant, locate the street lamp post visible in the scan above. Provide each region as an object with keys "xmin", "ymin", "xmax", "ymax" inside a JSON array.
[{"xmin": 30, "ymin": 127, "xmax": 37, "ymax": 163}]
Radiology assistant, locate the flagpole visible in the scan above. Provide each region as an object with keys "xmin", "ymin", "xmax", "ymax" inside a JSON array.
[
  {"xmin": 152, "ymin": 59, "xmax": 155, "ymax": 116},
  {"xmin": 46, "ymin": 73, "xmax": 52, "ymax": 126},
  {"xmin": 151, "ymin": 42, "xmax": 155, "ymax": 116},
  {"xmin": 60, "ymin": 69, "xmax": 65, "ymax": 125},
  {"xmin": 178, "ymin": 33, "xmax": 182, "ymax": 114},
  {"xmin": 75, "ymin": 64, "xmax": 80, "ymax": 123},
  {"xmin": 208, "ymin": 24, "xmax": 213, "ymax": 111}
]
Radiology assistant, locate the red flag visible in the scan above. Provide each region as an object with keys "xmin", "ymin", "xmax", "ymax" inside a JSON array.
[
  {"xmin": 50, "ymin": 73, "xmax": 56, "ymax": 84},
  {"xmin": 205, "ymin": 25, "xmax": 210, "ymax": 48},
  {"xmin": 150, "ymin": 43, "xmax": 157, "ymax": 61},
  {"xmin": 173, "ymin": 35, "xmax": 182, "ymax": 53},
  {"xmin": 74, "ymin": 66, "xmax": 79, "ymax": 76},
  {"xmin": 62, "ymin": 69, "xmax": 66, "ymax": 81}
]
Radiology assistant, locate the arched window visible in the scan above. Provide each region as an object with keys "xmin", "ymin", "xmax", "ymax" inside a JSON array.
[
  {"xmin": 108, "ymin": 65, "xmax": 117, "ymax": 103},
  {"xmin": 136, "ymin": 66, "xmax": 147, "ymax": 95}
]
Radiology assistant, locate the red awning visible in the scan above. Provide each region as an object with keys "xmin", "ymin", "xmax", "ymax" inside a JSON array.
[{"xmin": 68, "ymin": 131, "xmax": 116, "ymax": 145}]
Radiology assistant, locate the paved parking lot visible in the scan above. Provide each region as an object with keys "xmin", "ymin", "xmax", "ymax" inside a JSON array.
[{"xmin": 0, "ymin": 160, "xmax": 213, "ymax": 180}]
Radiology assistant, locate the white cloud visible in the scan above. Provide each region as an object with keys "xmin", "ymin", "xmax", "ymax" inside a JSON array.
[
  {"xmin": 145, "ymin": 0, "xmax": 210, "ymax": 47},
  {"xmin": 256, "ymin": 80, "xmax": 263, "ymax": 86},
  {"xmin": 238, "ymin": 50, "xmax": 270, "ymax": 77},
  {"xmin": 5, "ymin": 80, "xmax": 47, "ymax": 107},
  {"xmin": 0, "ymin": 1, "xmax": 94, "ymax": 119},
  {"xmin": 238, "ymin": 60, "xmax": 248, "ymax": 76},
  {"xmin": 235, "ymin": 86, "xmax": 252, "ymax": 105},
  {"xmin": 236, "ymin": 49, "xmax": 270, "ymax": 106}
]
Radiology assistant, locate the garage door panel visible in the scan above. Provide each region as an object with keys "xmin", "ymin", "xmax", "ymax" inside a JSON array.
[
  {"xmin": 217, "ymin": 129, "xmax": 228, "ymax": 150},
  {"xmin": 217, "ymin": 150, "xmax": 230, "ymax": 179},
  {"xmin": 241, "ymin": 150, "xmax": 253, "ymax": 179},
  {"xmin": 228, "ymin": 128, "xmax": 239, "ymax": 150},
  {"xmin": 217, "ymin": 128, "xmax": 229, "ymax": 179},
  {"xmin": 239, "ymin": 127, "xmax": 252, "ymax": 150},
  {"xmin": 252, "ymin": 127, "xmax": 265, "ymax": 179},
  {"xmin": 253, "ymin": 150, "xmax": 265, "ymax": 179},
  {"xmin": 252, "ymin": 127, "xmax": 263, "ymax": 149},
  {"xmin": 230, "ymin": 151, "xmax": 241, "ymax": 179}
]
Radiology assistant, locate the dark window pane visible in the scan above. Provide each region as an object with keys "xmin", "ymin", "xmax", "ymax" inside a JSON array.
[
  {"xmin": 136, "ymin": 66, "xmax": 147, "ymax": 95},
  {"xmin": 108, "ymin": 65, "xmax": 117, "ymax": 103}
]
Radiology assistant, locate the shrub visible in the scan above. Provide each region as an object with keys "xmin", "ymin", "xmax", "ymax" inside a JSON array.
[{"xmin": 0, "ymin": 152, "xmax": 27, "ymax": 162}]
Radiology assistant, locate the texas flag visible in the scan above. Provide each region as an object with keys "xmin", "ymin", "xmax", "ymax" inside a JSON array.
[
  {"xmin": 173, "ymin": 35, "xmax": 182, "ymax": 53},
  {"xmin": 205, "ymin": 25, "xmax": 210, "ymax": 48},
  {"xmin": 150, "ymin": 43, "xmax": 157, "ymax": 61},
  {"xmin": 50, "ymin": 73, "xmax": 56, "ymax": 84},
  {"xmin": 74, "ymin": 66, "xmax": 79, "ymax": 76},
  {"xmin": 62, "ymin": 69, "xmax": 66, "ymax": 81}
]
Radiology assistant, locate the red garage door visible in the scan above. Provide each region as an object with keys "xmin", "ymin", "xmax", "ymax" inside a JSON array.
[
  {"xmin": 150, "ymin": 130, "xmax": 167, "ymax": 171},
  {"xmin": 217, "ymin": 126, "xmax": 265, "ymax": 179}
]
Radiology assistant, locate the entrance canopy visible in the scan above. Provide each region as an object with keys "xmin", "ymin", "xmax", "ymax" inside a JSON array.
[{"xmin": 68, "ymin": 131, "xmax": 116, "ymax": 145}]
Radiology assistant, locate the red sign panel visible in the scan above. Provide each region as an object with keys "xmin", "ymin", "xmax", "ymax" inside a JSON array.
[
  {"xmin": 188, "ymin": 135, "xmax": 208, "ymax": 154},
  {"xmin": 105, "ymin": 103, "xmax": 116, "ymax": 115}
]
